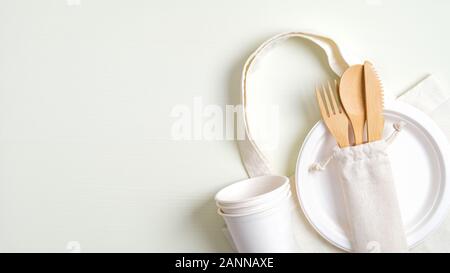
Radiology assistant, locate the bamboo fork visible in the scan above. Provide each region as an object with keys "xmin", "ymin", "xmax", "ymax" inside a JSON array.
[{"xmin": 315, "ymin": 81, "xmax": 350, "ymax": 148}]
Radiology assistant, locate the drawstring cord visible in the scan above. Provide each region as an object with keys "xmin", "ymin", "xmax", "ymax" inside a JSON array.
[
  {"xmin": 309, "ymin": 154, "xmax": 335, "ymax": 171},
  {"xmin": 309, "ymin": 121, "xmax": 406, "ymax": 172},
  {"xmin": 385, "ymin": 121, "xmax": 406, "ymax": 145}
]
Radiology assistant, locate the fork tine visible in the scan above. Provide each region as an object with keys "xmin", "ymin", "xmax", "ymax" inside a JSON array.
[
  {"xmin": 334, "ymin": 80, "xmax": 344, "ymax": 113},
  {"xmin": 321, "ymin": 84, "xmax": 334, "ymax": 115},
  {"xmin": 327, "ymin": 81, "xmax": 339, "ymax": 114},
  {"xmin": 315, "ymin": 86, "xmax": 328, "ymax": 118}
]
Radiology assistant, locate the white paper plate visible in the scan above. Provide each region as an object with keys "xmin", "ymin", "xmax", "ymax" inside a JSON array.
[{"xmin": 295, "ymin": 100, "xmax": 450, "ymax": 251}]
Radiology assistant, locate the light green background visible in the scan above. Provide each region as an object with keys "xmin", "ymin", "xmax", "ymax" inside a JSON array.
[{"xmin": 1, "ymin": 0, "xmax": 450, "ymax": 252}]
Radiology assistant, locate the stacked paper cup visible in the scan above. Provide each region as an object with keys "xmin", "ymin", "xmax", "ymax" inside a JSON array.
[{"xmin": 215, "ymin": 175, "xmax": 297, "ymax": 252}]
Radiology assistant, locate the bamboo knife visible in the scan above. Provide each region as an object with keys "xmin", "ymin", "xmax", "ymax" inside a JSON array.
[{"xmin": 364, "ymin": 61, "xmax": 384, "ymax": 142}]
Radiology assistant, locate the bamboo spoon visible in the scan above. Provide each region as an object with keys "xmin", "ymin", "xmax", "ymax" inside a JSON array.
[{"xmin": 339, "ymin": 65, "xmax": 366, "ymax": 145}]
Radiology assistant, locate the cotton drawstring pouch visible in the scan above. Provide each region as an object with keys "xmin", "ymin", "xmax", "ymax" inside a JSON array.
[
  {"xmin": 309, "ymin": 124, "xmax": 408, "ymax": 252},
  {"xmin": 237, "ymin": 32, "xmax": 408, "ymax": 253}
]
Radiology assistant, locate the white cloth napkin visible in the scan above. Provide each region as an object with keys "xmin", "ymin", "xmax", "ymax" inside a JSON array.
[
  {"xmin": 334, "ymin": 141, "xmax": 408, "ymax": 252},
  {"xmin": 398, "ymin": 75, "xmax": 450, "ymax": 113},
  {"xmin": 397, "ymin": 75, "xmax": 450, "ymax": 252}
]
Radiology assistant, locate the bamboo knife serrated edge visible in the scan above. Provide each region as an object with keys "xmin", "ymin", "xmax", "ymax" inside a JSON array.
[{"xmin": 364, "ymin": 61, "xmax": 385, "ymax": 142}]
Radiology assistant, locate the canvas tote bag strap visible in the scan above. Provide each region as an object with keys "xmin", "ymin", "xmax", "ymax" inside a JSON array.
[{"xmin": 239, "ymin": 32, "xmax": 353, "ymax": 178}]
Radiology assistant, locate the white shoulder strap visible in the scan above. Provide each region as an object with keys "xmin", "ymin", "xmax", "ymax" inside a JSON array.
[{"xmin": 239, "ymin": 32, "xmax": 352, "ymax": 177}]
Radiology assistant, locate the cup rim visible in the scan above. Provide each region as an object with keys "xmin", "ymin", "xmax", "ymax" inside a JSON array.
[
  {"xmin": 216, "ymin": 185, "xmax": 290, "ymax": 210},
  {"xmin": 215, "ymin": 175, "xmax": 289, "ymax": 205},
  {"xmin": 217, "ymin": 191, "xmax": 292, "ymax": 218},
  {"xmin": 219, "ymin": 189, "xmax": 291, "ymax": 215}
]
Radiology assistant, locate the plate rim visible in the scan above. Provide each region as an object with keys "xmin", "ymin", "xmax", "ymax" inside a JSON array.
[{"xmin": 295, "ymin": 100, "xmax": 450, "ymax": 251}]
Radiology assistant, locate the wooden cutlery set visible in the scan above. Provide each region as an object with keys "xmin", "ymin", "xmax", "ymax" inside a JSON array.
[{"xmin": 316, "ymin": 61, "xmax": 385, "ymax": 147}]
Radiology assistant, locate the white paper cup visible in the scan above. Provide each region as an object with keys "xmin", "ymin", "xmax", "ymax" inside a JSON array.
[
  {"xmin": 218, "ymin": 195, "xmax": 296, "ymax": 253},
  {"xmin": 219, "ymin": 186, "xmax": 291, "ymax": 215},
  {"xmin": 215, "ymin": 175, "xmax": 289, "ymax": 208}
]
